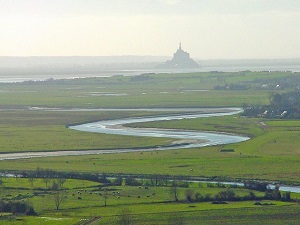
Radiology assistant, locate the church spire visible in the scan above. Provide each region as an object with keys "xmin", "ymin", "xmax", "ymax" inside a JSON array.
[{"xmin": 179, "ymin": 42, "xmax": 182, "ymax": 50}]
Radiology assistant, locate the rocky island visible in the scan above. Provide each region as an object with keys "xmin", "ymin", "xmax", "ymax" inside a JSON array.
[{"xmin": 158, "ymin": 43, "xmax": 199, "ymax": 69}]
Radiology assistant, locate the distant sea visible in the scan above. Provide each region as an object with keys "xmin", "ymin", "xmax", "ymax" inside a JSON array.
[{"xmin": 0, "ymin": 64, "xmax": 299, "ymax": 83}]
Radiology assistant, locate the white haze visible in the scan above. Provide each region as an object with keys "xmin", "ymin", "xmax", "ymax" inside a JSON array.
[{"xmin": 0, "ymin": 0, "xmax": 300, "ymax": 59}]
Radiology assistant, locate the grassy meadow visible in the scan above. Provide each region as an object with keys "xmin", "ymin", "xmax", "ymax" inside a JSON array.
[
  {"xmin": 0, "ymin": 110, "xmax": 175, "ymax": 153},
  {"xmin": 0, "ymin": 177, "xmax": 299, "ymax": 225},
  {"xmin": 0, "ymin": 71, "xmax": 299, "ymax": 224},
  {"xmin": 0, "ymin": 71, "xmax": 284, "ymax": 108}
]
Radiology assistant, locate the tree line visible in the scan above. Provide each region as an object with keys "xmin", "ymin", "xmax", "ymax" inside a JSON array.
[{"xmin": 243, "ymin": 91, "xmax": 300, "ymax": 119}]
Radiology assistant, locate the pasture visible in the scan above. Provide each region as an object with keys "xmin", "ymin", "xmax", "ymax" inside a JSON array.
[
  {"xmin": 0, "ymin": 71, "xmax": 299, "ymax": 224},
  {"xmin": 0, "ymin": 177, "xmax": 299, "ymax": 224}
]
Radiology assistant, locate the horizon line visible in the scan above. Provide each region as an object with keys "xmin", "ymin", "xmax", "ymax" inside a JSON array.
[{"xmin": 1, "ymin": 56, "xmax": 300, "ymax": 61}]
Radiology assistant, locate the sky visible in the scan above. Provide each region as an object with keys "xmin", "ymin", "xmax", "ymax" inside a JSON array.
[{"xmin": 1, "ymin": 0, "xmax": 300, "ymax": 59}]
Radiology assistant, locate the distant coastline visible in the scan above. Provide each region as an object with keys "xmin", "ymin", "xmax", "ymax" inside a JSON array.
[{"xmin": 0, "ymin": 57, "xmax": 299, "ymax": 83}]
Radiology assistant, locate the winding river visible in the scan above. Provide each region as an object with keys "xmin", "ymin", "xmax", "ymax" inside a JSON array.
[
  {"xmin": 0, "ymin": 107, "xmax": 248, "ymax": 161},
  {"xmin": 1, "ymin": 107, "xmax": 300, "ymax": 193},
  {"xmin": 69, "ymin": 107, "xmax": 249, "ymax": 148}
]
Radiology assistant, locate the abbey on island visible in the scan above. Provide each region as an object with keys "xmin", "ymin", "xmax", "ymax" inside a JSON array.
[{"xmin": 158, "ymin": 43, "xmax": 199, "ymax": 69}]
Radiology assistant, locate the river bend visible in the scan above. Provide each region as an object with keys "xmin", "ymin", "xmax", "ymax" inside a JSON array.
[
  {"xmin": 0, "ymin": 108, "xmax": 249, "ymax": 160},
  {"xmin": 2, "ymin": 108, "xmax": 300, "ymax": 193},
  {"xmin": 69, "ymin": 108, "xmax": 249, "ymax": 148}
]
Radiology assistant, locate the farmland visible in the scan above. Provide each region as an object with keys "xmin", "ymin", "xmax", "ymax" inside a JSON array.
[{"xmin": 0, "ymin": 71, "xmax": 299, "ymax": 224}]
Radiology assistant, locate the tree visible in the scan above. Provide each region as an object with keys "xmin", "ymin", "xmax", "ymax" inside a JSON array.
[
  {"xmin": 125, "ymin": 177, "xmax": 140, "ymax": 186},
  {"xmin": 0, "ymin": 200, "xmax": 36, "ymax": 215},
  {"xmin": 282, "ymin": 192, "xmax": 291, "ymax": 201},
  {"xmin": 0, "ymin": 179, "xmax": 3, "ymax": 189},
  {"xmin": 43, "ymin": 177, "xmax": 51, "ymax": 188},
  {"xmin": 270, "ymin": 93, "xmax": 284, "ymax": 108},
  {"xmin": 54, "ymin": 191, "xmax": 64, "ymax": 210},
  {"xmin": 0, "ymin": 179, "xmax": 4, "ymax": 208},
  {"xmin": 28, "ymin": 177, "xmax": 34, "ymax": 191},
  {"xmin": 244, "ymin": 181, "xmax": 268, "ymax": 192},
  {"xmin": 103, "ymin": 188, "xmax": 108, "ymax": 207},
  {"xmin": 57, "ymin": 178, "xmax": 66, "ymax": 189},
  {"xmin": 185, "ymin": 189, "xmax": 195, "ymax": 202},
  {"xmin": 170, "ymin": 180, "xmax": 179, "ymax": 202},
  {"xmin": 113, "ymin": 177, "xmax": 123, "ymax": 186},
  {"xmin": 51, "ymin": 181, "xmax": 59, "ymax": 191},
  {"xmin": 272, "ymin": 185, "xmax": 281, "ymax": 200},
  {"xmin": 265, "ymin": 185, "xmax": 281, "ymax": 200},
  {"xmin": 248, "ymin": 191, "xmax": 256, "ymax": 200}
]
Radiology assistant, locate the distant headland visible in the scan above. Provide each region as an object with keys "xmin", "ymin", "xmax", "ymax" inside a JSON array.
[{"xmin": 157, "ymin": 43, "xmax": 199, "ymax": 69}]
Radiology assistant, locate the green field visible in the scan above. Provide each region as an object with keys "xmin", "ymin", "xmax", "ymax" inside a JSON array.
[
  {"xmin": 0, "ymin": 114, "xmax": 298, "ymax": 183},
  {"xmin": 0, "ymin": 110, "xmax": 175, "ymax": 153},
  {"xmin": 1, "ymin": 71, "xmax": 287, "ymax": 108},
  {"xmin": 0, "ymin": 71, "xmax": 299, "ymax": 224},
  {"xmin": 0, "ymin": 177, "xmax": 299, "ymax": 224}
]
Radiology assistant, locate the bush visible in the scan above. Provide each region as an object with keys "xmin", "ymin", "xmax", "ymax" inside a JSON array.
[
  {"xmin": 211, "ymin": 201, "xmax": 228, "ymax": 204},
  {"xmin": 265, "ymin": 188, "xmax": 281, "ymax": 200},
  {"xmin": 125, "ymin": 177, "xmax": 141, "ymax": 186},
  {"xmin": 185, "ymin": 189, "xmax": 195, "ymax": 202},
  {"xmin": 214, "ymin": 190, "xmax": 236, "ymax": 201},
  {"xmin": 0, "ymin": 200, "xmax": 37, "ymax": 215},
  {"xmin": 243, "ymin": 191, "xmax": 257, "ymax": 201},
  {"xmin": 282, "ymin": 192, "xmax": 291, "ymax": 201},
  {"xmin": 113, "ymin": 177, "xmax": 123, "ymax": 186},
  {"xmin": 195, "ymin": 193, "xmax": 212, "ymax": 202},
  {"xmin": 244, "ymin": 181, "xmax": 268, "ymax": 192}
]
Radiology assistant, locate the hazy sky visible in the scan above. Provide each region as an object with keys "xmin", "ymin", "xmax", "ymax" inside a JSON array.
[{"xmin": 1, "ymin": 0, "xmax": 300, "ymax": 59}]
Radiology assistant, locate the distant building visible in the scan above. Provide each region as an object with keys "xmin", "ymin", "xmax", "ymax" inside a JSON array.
[{"xmin": 158, "ymin": 43, "xmax": 199, "ymax": 69}]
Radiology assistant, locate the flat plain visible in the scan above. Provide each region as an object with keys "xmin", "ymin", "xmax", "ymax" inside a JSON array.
[{"xmin": 0, "ymin": 71, "xmax": 299, "ymax": 224}]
